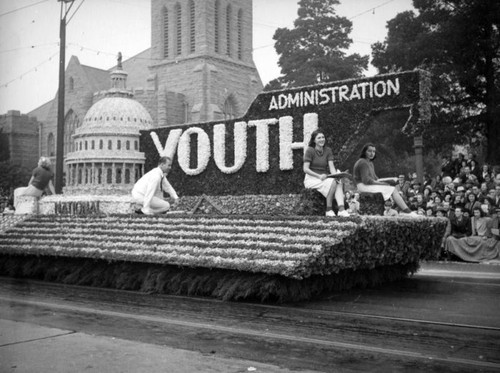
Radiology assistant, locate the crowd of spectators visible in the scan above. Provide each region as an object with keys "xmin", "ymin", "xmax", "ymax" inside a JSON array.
[{"xmin": 344, "ymin": 152, "xmax": 500, "ymax": 219}]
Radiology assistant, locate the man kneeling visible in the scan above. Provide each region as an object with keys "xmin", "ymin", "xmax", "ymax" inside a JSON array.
[{"xmin": 132, "ymin": 156, "xmax": 179, "ymax": 215}]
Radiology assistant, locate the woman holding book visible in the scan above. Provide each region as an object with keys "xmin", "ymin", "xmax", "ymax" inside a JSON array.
[
  {"xmin": 353, "ymin": 143, "xmax": 414, "ymax": 214},
  {"xmin": 303, "ymin": 129, "xmax": 349, "ymax": 217}
]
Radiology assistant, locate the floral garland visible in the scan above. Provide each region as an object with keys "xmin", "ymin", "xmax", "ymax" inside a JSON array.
[
  {"xmin": 213, "ymin": 122, "xmax": 248, "ymax": 174},
  {"xmin": 248, "ymin": 118, "xmax": 278, "ymax": 172},
  {"xmin": 151, "ymin": 129, "xmax": 183, "ymax": 158},
  {"xmin": 177, "ymin": 127, "xmax": 211, "ymax": 175},
  {"xmin": 279, "ymin": 113, "xmax": 318, "ymax": 170}
]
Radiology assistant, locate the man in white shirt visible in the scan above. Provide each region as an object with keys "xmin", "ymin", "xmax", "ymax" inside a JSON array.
[{"xmin": 132, "ymin": 156, "xmax": 179, "ymax": 215}]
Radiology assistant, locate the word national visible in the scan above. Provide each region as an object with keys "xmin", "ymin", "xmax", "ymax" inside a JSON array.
[{"xmin": 268, "ymin": 78, "xmax": 400, "ymax": 111}]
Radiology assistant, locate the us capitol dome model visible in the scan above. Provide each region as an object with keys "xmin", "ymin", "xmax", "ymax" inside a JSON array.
[{"xmin": 64, "ymin": 54, "xmax": 153, "ymax": 195}]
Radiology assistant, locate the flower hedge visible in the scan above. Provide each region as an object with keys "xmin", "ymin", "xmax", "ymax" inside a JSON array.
[
  {"xmin": 141, "ymin": 70, "xmax": 431, "ymax": 197},
  {"xmin": 0, "ymin": 214, "xmax": 446, "ymax": 280}
]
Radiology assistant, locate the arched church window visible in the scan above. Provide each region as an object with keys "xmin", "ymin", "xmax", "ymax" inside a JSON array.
[
  {"xmin": 162, "ymin": 6, "xmax": 169, "ymax": 59},
  {"xmin": 237, "ymin": 9, "xmax": 243, "ymax": 60},
  {"xmin": 68, "ymin": 76, "xmax": 74, "ymax": 91},
  {"xmin": 226, "ymin": 4, "xmax": 232, "ymax": 57},
  {"xmin": 214, "ymin": 0, "xmax": 220, "ymax": 53},
  {"xmin": 64, "ymin": 110, "xmax": 78, "ymax": 155},
  {"xmin": 189, "ymin": 0, "xmax": 195, "ymax": 53},
  {"xmin": 47, "ymin": 133, "xmax": 55, "ymax": 157},
  {"xmin": 175, "ymin": 3, "xmax": 182, "ymax": 56}
]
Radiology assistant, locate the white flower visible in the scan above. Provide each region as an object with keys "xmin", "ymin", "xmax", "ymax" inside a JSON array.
[
  {"xmin": 177, "ymin": 127, "xmax": 211, "ymax": 175},
  {"xmin": 213, "ymin": 122, "xmax": 247, "ymax": 174}
]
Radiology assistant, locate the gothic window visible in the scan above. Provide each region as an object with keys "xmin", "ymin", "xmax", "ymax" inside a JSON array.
[
  {"xmin": 162, "ymin": 6, "xmax": 169, "ymax": 59},
  {"xmin": 226, "ymin": 4, "xmax": 232, "ymax": 57},
  {"xmin": 175, "ymin": 3, "xmax": 182, "ymax": 56},
  {"xmin": 223, "ymin": 95, "xmax": 237, "ymax": 120},
  {"xmin": 214, "ymin": 0, "xmax": 220, "ymax": 53},
  {"xmin": 47, "ymin": 133, "xmax": 55, "ymax": 157},
  {"xmin": 68, "ymin": 76, "xmax": 74, "ymax": 91},
  {"xmin": 189, "ymin": 0, "xmax": 195, "ymax": 53},
  {"xmin": 237, "ymin": 9, "xmax": 243, "ymax": 60},
  {"xmin": 64, "ymin": 110, "xmax": 78, "ymax": 155}
]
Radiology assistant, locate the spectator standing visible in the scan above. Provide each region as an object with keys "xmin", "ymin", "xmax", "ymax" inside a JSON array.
[{"xmin": 442, "ymin": 206, "xmax": 472, "ymax": 248}]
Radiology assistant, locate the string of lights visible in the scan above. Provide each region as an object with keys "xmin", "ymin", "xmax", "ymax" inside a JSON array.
[{"xmin": 0, "ymin": 51, "xmax": 59, "ymax": 88}]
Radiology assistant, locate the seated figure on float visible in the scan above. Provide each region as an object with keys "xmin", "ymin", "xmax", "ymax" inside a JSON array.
[
  {"xmin": 13, "ymin": 156, "xmax": 56, "ymax": 211},
  {"xmin": 352, "ymin": 143, "xmax": 414, "ymax": 215},
  {"xmin": 303, "ymin": 129, "xmax": 350, "ymax": 217},
  {"xmin": 445, "ymin": 206, "xmax": 500, "ymax": 262},
  {"xmin": 131, "ymin": 156, "xmax": 179, "ymax": 215}
]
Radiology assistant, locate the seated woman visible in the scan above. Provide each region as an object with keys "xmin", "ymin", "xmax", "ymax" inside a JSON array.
[
  {"xmin": 352, "ymin": 143, "xmax": 414, "ymax": 214},
  {"xmin": 446, "ymin": 207, "xmax": 499, "ymax": 262},
  {"xmin": 303, "ymin": 129, "xmax": 349, "ymax": 217},
  {"xmin": 14, "ymin": 156, "xmax": 56, "ymax": 209}
]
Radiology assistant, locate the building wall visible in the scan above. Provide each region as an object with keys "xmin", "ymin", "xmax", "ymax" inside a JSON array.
[
  {"xmin": 150, "ymin": 0, "xmax": 263, "ymax": 125},
  {"xmin": 0, "ymin": 110, "xmax": 39, "ymax": 169}
]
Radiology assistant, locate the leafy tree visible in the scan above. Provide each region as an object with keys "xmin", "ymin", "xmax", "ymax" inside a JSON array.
[
  {"xmin": 265, "ymin": 0, "xmax": 368, "ymax": 90},
  {"xmin": 371, "ymin": 0, "xmax": 500, "ymax": 164}
]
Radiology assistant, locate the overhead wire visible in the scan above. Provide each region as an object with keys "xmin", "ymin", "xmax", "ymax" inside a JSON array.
[{"xmin": 0, "ymin": 0, "xmax": 49, "ymax": 18}]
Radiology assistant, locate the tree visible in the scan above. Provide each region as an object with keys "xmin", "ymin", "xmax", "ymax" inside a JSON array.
[
  {"xmin": 371, "ymin": 0, "xmax": 500, "ymax": 164},
  {"xmin": 265, "ymin": 0, "xmax": 368, "ymax": 90}
]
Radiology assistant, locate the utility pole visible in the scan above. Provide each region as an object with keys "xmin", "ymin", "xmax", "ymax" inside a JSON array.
[{"xmin": 55, "ymin": 0, "xmax": 75, "ymax": 193}]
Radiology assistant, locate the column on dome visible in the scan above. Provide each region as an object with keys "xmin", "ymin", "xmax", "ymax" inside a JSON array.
[
  {"xmin": 131, "ymin": 164, "xmax": 136, "ymax": 184},
  {"xmin": 121, "ymin": 163, "xmax": 126, "ymax": 185},
  {"xmin": 112, "ymin": 164, "xmax": 116, "ymax": 185}
]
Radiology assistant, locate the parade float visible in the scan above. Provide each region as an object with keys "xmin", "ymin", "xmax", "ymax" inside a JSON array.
[{"xmin": 0, "ymin": 69, "xmax": 448, "ymax": 302}]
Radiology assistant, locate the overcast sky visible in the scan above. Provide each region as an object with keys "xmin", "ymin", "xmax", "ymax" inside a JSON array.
[{"xmin": 0, "ymin": 0, "xmax": 414, "ymax": 114}]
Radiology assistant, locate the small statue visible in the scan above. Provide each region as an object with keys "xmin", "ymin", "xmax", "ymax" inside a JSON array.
[{"xmin": 117, "ymin": 52, "xmax": 122, "ymax": 69}]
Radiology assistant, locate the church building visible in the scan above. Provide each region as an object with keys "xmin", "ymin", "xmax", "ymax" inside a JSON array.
[{"xmin": 28, "ymin": 0, "xmax": 263, "ymax": 187}]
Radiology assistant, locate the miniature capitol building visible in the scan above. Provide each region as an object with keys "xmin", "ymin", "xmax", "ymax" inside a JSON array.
[{"xmin": 64, "ymin": 64, "xmax": 153, "ymax": 195}]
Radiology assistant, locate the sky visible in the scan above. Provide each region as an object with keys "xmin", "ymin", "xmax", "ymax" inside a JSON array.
[{"xmin": 0, "ymin": 0, "xmax": 415, "ymax": 115}]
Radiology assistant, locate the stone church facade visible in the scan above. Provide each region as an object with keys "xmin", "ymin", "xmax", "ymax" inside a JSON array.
[{"xmin": 28, "ymin": 0, "xmax": 263, "ymax": 181}]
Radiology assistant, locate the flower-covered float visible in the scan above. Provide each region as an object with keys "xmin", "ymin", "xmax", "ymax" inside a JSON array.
[{"xmin": 0, "ymin": 70, "xmax": 447, "ymax": 302}]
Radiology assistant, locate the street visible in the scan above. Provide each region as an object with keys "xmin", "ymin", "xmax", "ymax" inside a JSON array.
[{"xmin": 1, "ymin": 264, "xmax": 499, "ymax": 372}]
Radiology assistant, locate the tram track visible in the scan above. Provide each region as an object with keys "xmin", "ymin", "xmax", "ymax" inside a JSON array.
[{"xmin": 1, "ymin": 277, "xmax": 499, "ymax": 372}]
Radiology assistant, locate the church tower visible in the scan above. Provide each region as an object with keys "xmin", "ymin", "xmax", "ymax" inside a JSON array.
[{"xmin": 150, "ymin": 0, "xmax": 263, "ymax": 125}]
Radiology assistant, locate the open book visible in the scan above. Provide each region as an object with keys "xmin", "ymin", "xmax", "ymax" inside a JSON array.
[
  {"xmin": 327, "ymin": 172, "xmax": 352, "ymax": 179},
  {"xmin": 378, "ymin": 177, "xmax": 398, "ymax": 186}
]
